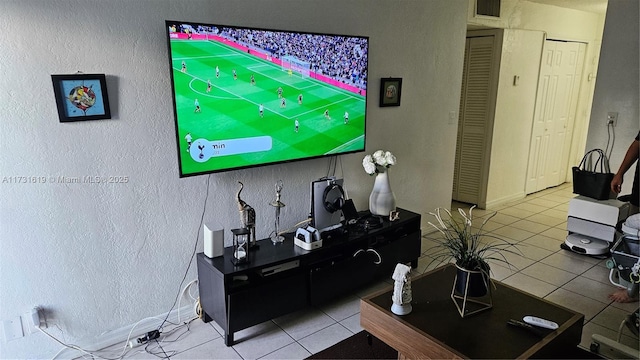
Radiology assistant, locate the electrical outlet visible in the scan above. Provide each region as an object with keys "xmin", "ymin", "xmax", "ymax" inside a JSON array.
[
  {"xmin": 22, "ymin": 307, "xmax": 41, "ymax": 334},
  {"xmin": 606, "ymin": 112, "xmax": 618, "ymax": 126},
  {"xmin": 2, "ymin": 316, "xmax": 24, "ymax": 342}
]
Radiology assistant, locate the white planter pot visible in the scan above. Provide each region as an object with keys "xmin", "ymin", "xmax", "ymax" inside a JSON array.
[{"xmin": 369, "ymin": 170, "xmax": 396, "ymax": 216}]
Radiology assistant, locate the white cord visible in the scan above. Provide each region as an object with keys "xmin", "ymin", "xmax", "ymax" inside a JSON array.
[
  {"xmin": 279, "ymin": 218, "xmax": 312, "ymax": 235},
  {"xmin": 46, "ymin": 315, "xmax": 178, "ymax": 360},
  {"xmin": 630, "ymin": 259, "xmax": 640, "ymax": 283},
  {"xmin": 41, "ymin": 326, "xmax": 121, "ymax": 360},
  {"xmin": 188, "ymin": 282, "xmax": 198, "ymax": 302},
  {"xmin": 177, "ymin": 279, "xmax": 199, "ymax": 323},
  {"xmin": 609, "ymin": 268, "xmax": 628, "ymax": 289}
]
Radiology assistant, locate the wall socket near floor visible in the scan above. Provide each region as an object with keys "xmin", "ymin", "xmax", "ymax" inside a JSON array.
[
  {"xmin": 1, "ymin": 307, "xmax": 42, "ymax": 342},
  {"xmin": 606, "ymin": 112, "xmax": 618, "ymax": 126}
]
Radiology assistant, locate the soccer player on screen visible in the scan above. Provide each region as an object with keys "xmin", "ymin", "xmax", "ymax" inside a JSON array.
[
  {"xmin": 206, "ymin": 79, "xmax": 211, "ymax": 93},
  {"xmin": 216, "ymin": 66, "xmax": 220, "ymax": 78},
  {"xmin": 344, "ymin": 111, "xmax": 349, "ymax": 124},
  {"xmin": 288, "ymin": 69, "xmax": 293, "ymax": 77},
  {"xmin": 259, "ymin": 104, "xmax": 264, "ymax": 118},
  {"xmin": 194, "ymin": 99, "xmax": 201, "ymax": 113},
  {"xmin": 181, "ymin": 61, "xmax": 187, "ymax": 73},
  {"xmin": 250, "ymin": 74, "xmax": 255, "ymax": 86},
  {"xmin": 298, "ymin": 93, "xmax": 303, "ymax": 105},
  {"xmin": 233, "ymin": 69, "xmax": 237, "ymax": 80},
  {"xmin": 324, "ymin": 109, "xmax": 330, "ymax": 120},
  {"xmin": 295, "ymin": 119, "xmax": 299, "ymax": 133},
  {"xmin": 281, "ymin": 98, "xmax": 286, "ymax": 108},
  {"xmin": 185, "ymin": 132, "xmax": 192, "ymax": 152},
  {"xmin": 277, "ymin": 87, "xmax": 283, "ymax": 98}
]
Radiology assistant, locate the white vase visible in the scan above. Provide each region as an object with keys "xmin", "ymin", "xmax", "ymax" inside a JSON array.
[{"xmin": 369, "ymin": 170, "xmax": 397, "ymax": 216}]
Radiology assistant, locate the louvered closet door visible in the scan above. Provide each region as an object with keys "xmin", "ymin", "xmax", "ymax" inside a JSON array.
[{"xmin": 453, "ymin": 36, "xmax": 496, "ymax": 205}]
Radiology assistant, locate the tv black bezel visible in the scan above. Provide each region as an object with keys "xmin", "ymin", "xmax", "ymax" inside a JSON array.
[{"xmin": 165, "ymin": 20, "xmax": 369, "ymax": 177}]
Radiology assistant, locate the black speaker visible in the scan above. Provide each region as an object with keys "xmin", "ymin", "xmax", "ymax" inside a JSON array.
[{"xmin": 323, "ymin": 182, "xmax": 345, "ymax": 213}]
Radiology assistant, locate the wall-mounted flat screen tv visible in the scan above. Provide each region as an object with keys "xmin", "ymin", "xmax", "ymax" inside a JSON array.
[{"xmin": 165, "ymin": 20, "xmax": 369, "ymax": 177}]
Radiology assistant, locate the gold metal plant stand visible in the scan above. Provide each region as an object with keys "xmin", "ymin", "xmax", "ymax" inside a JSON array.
[{"xmin": 450, "ymin": 268, "xmax": 493, "ymax": 318}]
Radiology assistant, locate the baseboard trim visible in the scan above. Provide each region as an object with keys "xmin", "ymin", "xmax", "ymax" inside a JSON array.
[
  {"xmin": 485, "ymin": 192, "xmax": 525, "ymax": 209},
  {"xmin": 54, "ymin": 305, "xmax": 194, "ymax": 359}
]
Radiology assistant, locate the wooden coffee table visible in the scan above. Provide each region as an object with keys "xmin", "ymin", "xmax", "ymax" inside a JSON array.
[{"xmin": 361, "ymin": 264, "xmax": 584, "ymax": 359}]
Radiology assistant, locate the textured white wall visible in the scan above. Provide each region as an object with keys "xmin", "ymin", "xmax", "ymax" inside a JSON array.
[
  {"xmin": 0, "ymin": 0, "xmax": 467, "ymax": 358},
  {"xmin": 586, "ymin": 0, "xmax": 639, "ymax": 194}
]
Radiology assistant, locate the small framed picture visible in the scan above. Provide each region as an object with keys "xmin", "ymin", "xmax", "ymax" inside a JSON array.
[
  {"xmin": 379, "ymin": 78, "xmax": 402, "ymax": 107},
  {"xmin": 51, "ymin": 74, "xmax": 111, "ymax": 122}
]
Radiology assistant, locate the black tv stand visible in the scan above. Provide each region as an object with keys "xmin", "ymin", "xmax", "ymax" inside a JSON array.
[{"xmin": 196, "ymin": 208, "xmax": 421, "ymax": 346}]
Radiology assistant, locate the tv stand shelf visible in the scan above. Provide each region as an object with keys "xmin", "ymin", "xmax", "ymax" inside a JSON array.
[{"xmin": 196, "ymin": 208, "xmax": 421, "ymax": 346}]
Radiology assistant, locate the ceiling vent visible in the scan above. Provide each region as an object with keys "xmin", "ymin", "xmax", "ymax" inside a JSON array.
[{"xmin": 476, "ymin": 0, "xmax": 501, "ymax": 18}]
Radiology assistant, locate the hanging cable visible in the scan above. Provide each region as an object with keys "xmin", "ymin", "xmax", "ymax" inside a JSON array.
[
  {"xmin": 609, "ymin": 123, "xmax": 616, "ymax": 160},
  {"xmin": 604, "ymin": 120, "xmax": 617, "ymax": 160},
  {"xmin": 325, "ymin": 156, "xmax": 333, "ymax": 178},
  {"xmin": 605, "ymin": 123, "xmax": 612, "ymax": 158},
  {"xmin": 156, "ymin": 174, "xmax": 211, "ymax": 333}
]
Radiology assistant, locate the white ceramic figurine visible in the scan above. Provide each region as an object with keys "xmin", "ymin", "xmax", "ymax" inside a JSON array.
[{"xmin": 391, "ymin": 263, "xmax": 412, "ymax": 315}]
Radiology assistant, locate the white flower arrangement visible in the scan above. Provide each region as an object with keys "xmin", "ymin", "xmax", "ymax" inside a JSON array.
[{"xmin": 362, "ymin": 150, "xmax": 396, "ymax": 175}]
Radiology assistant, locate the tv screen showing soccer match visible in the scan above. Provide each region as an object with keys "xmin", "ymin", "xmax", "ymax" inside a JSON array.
[{"xmin": 166, "ymin": 20, "xmax": 369, "ymax": 177}]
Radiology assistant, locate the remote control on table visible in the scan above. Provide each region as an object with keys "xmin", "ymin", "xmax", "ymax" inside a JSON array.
[
  {"xmin": 523, "ymin": 316, "xmax": 559, "ymax": 330},
  {"xmin": 507, "ymin": 319, "xmax": 545, "ymax": 337}
]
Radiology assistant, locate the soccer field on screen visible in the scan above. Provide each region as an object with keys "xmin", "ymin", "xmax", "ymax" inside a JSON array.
[{"xmin": 169, "ymin": 39, "xmax": 367, "ymax": 175}]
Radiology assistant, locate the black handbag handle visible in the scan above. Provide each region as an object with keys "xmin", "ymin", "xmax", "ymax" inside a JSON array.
[{"xmin": 578, "ymin": 149, "xmax": 610, "ymax": 173}]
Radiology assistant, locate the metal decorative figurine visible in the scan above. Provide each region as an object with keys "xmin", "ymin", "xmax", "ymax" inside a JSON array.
[
  {"xmin": 269, "ymin": 180, "xmax": 286, "ymax": 244},
  {"xmin": 236, "ymin": 182, "xmax": 257, "ymax": 248}
]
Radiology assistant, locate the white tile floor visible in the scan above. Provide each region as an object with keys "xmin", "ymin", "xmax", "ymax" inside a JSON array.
[{"xmin": 93, "ymin": 184, "xmax": 639, "ymax": 359}]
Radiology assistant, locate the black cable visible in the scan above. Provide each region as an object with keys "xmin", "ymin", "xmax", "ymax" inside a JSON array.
[
  {"xmin": 155, "ymin": 339, "xmax": 170, "ymax": 359},
  {"xmin": 156, "ymin": 174, "xmax": 212, "ymax": 333},
  {"xmin": 338, "ymin": 156, "xmax": 350, "ymax": 200},
  {"xmin": 144, "ymin": 340, "xmax": 174, "ymax": 359},
  {"xmin": 325, "ymin": 155, "xmax": 340, "ymax": 178},
  {"xmin": 325, "ymin": 156, "xmax": 333, "ymax": 177}
]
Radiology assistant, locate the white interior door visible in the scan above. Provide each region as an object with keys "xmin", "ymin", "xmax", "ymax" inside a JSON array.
[
  {"xmin": 526, "ymin": 40, "xmax": 586, "ymax": 194},
  {"xmin": 558, "ymin": 43, "xmax": 586, "ymax": 182}
]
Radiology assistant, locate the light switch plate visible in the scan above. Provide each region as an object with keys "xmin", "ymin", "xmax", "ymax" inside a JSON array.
[
  {"xmin": 2, "ymin": 316, "xmax": 23, "ymax": 342},
  {"xmin": 449, "ymin": 111, "xmax": 457, "ymax": 124}
]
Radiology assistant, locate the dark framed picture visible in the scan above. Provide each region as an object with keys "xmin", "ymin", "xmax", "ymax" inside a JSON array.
[
  {"xmin": 379, "ymin": 78, "xmax": 402, "ymax": 107},
  {"xmin": 51, "ymin": 74, "xmax": 111, "ymax": 122}
]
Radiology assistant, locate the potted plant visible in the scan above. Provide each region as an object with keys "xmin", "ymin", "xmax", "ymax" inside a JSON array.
[{"xmin": 427, "ymin": 206, "xmax": 520, "ymax": 310}]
